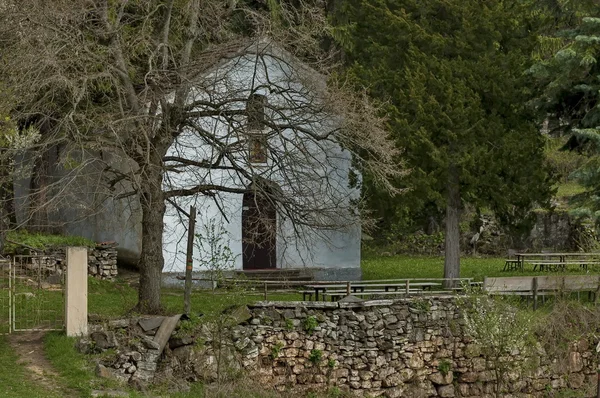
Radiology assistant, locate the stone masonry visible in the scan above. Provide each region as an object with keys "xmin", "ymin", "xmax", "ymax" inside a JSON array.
[
  {"xmin": 229, "ymin": 297, "xmax": 598, "ymax": 397},
  {"xmin": 31, "ymin": 243, "xmax": 118, "ymax": 280}
]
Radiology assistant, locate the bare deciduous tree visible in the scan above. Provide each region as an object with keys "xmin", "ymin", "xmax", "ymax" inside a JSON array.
[{"xmin": 0, "ymin": 0, "xmax": 403, "ymax": 313}]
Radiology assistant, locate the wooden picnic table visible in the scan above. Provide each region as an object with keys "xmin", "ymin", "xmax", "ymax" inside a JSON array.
[
  {"xmin": 304, "ymin": 281, "xmax": 442, "ymax": 301},
  {"xmin": 513, "ymin": 253, "xmax": 600, "ymax": 272}
]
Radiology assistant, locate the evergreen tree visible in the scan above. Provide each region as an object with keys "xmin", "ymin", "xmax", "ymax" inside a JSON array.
[
  {"xmin": 334, "ymin": 0, "xmax": 553, "ymax": 281},
  {"xmin": 531, "ymin": 11, "xmax": 600, "ymax": 220}
]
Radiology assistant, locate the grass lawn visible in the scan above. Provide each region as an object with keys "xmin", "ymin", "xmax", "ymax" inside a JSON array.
[
  {"xmin": 361, "ymin": 254, "xmax": 597, "ymax": 281},
  {"xmin": 89, "ymin": 277, "xmax": 302, "ymax": 319}
]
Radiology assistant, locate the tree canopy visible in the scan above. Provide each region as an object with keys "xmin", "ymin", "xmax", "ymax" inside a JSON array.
[{"xmin": 333, "ymin": 0, "xmax": 553, "ymax": 279}]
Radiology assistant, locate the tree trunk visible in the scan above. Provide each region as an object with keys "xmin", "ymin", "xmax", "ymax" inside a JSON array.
[
  {"xmin": 137, "ymin": 169, "xmax": 167, "ymax": 314},
  {"xmin": 444, "ymin": 166, "xmax": 461, "ymax": 288}
]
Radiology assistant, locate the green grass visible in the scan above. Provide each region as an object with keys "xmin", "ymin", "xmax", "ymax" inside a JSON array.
[
  {"xmin": 361, "ymin": 254, "xmax": 598, "ymax": 282},
  {"xmin": 5, "ymin": 230, "xmax": 96, "ymax": 254},
  {"xmin": 0, "ymin": 336, "xmax": 61, "ymax": 398},
  {"xmin": 88, "ymin": 277, "xmax": 302, "ymax": 319},
  {"xmin": 44, "ymin": 332, "xmax": 145, "ymax": 398}
]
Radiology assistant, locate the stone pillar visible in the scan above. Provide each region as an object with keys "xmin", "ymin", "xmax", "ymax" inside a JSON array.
[{"xmin": 65, "ymin": 247, "xmax": 88, "ymax": 336}]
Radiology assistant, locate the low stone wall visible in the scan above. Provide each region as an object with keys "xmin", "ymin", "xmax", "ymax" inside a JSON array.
[
  {"xmin": 39, "ymin": 245, "xmax": 118, "ymax": 280},
  {"xmin": 228, "ymin": 298, "xmax": 598, "ymax": 397}
]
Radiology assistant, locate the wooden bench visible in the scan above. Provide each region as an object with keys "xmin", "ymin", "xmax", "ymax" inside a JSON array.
[{"xmin": 484, "ymin": 275, "xmax": 600, "ymax": 309}]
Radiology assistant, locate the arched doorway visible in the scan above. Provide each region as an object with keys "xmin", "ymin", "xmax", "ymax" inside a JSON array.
[{"xmin": 242, "ymin": 189, "xmax": 276, "ymax": 270}]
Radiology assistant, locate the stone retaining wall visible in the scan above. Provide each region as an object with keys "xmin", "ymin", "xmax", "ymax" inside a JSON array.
[{"xmin": 228, "ymin": 297, "xmax": 598, "ymax": 397}]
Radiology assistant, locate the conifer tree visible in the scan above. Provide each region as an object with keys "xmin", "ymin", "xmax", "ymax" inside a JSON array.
[
  {"xmin": 532, "ymin": 11, "xmax": 600, "ymax": 220},
  {"xmin": 334, "ymin": 0, "xmax": 553, "ymax": 281}
]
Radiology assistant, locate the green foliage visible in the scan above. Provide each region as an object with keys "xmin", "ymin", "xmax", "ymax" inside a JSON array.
[
  {"xmin": 458, "ymin": 290, "xmax": 535, "ymax": 396},
  {"xmin": 545, "ymin": 137, "xmax": 586, "ymax": 184},
  {"xmin": 373, "ymin": 231, "xmax": 444, "ymax": 256},
  {"xmin": 177, "ymin": 312, "xmax": 203, "ymax": 337},
  {"xmin": 410, "ymin": 299, "xmax": 431, "ymax": 313},
  {"xmin": 270, "ymin": 341, "xmax": 284, "ymax": 360},
  {"xmin": 437, "ymin": 359, "xmax": 451, "ymax": 377},
  {"xmin": 327, "ymin": 358, "xmax": 336, "ymax": 369},
  {"xmin": 531, "ymin": 7, "xmax": 600, "ymax": 222},
  {"xmin": 333, "ymin": 0, "xmax": 553, "ymax": 276},
  {"xmin": 308, "ymin": 349, "xmax": 322, "ymax": 365},
  {"xmin": 304, "ymin": 316, "xmax": 318, "ymax": 335},
  {"xmin": 285, "ymin": 318, "xmax": 294, "ymax": 331},
  {"xmin": 44, "ymin": 332, "xmax": 133, "ymax": 396},
  {"xmin": 4, "ymin": 230, "xmax": 95, "ymax": 254},
  {"xmin": 534, "ymin": 300, "xmax": 600, "ymax": 373},
  {"xmin": 194, "ymin": 220, "xmax": 238, "ymax": 290}
]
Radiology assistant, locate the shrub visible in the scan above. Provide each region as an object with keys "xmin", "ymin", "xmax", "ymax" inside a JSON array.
[{"xmin": 304, "ymin": 316, "xmax": 318, "ymax": 334}]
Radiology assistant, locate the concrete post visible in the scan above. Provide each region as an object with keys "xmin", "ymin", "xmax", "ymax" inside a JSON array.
[{"xmin": 65, "ymin": 247, "xmax": 88, "ymax": 336}]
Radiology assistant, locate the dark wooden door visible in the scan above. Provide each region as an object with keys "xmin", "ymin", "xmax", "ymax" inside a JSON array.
[{"xmin": 242, "ymin": 191, "xmax": 276, "ymax": 270}]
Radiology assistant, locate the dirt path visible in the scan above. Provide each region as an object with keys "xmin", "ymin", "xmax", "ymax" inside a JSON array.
[{"xmin": 7, "ymin": 331, "xmax": 72, "ymax": 397}]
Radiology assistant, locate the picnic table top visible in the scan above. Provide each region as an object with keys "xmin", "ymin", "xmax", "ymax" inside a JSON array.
[
  {"xmin": 305, "ymin": 282, "xmax": 441, "ymax": 289},
  {"xmin": 515, "ymin": 252, "xmax": 600, "ymax": 257}
]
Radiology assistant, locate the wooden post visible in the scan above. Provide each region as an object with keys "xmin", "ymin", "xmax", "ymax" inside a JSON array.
[
  {"xmin": 264, "ymin": 281, "xmax": 268, "ymax": 301},
  {"xmin": 346, "ymin": 281, "xmax": 351, "ymax": 296},
  {"xmin": 532, "ymin": 277, "xmax": 538, "ymax": 311},
  {"xmin": 183, "ymin": 206, "xmax": 197, "ymax": 315},
  {"xmin": 405, "ymin": 280, "xmax": 410, "ymax": 294}
]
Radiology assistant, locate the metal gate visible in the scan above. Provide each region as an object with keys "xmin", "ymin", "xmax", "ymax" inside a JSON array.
[{"xmin": 0, "ymin": 255, "xmax": 65, "ymax": 333}]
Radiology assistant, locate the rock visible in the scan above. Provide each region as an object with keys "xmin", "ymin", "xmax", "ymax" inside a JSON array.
[
  {"xmin": 568, "ymin": 372, "xmax": 585, "ymax": 389},
  {"xmin": 429, "ymin": 371, "xmax": 453, "ymax": 385},
  {"xmin": 223, "ymin": 305, "xmax": 252, "ymax": 325},
  {"xmin": 384, "ymin": 386, "xmax": 405, "ymax": 398},
  {"xmin": 136, "ymin": 361, "xmax": 157, "ymax": 372},
  {"xmin": 95, "ymin": 364, "xmax": 130, "ymax": 383},
  {"xmin": 169, "ymin": 336, "xmax": 195, "ymax": 349},
  {"xmin": 91, "ymin": 331, "xmax": 117, "ymax": 350},
  {"xmin": 568, "ymin": 352, "xmax": 583, "ymax": 372},
  {"xmin": 109, "ymin": 319, "xmax": 130, "ymax": 328},
  {"xmin": 141, "ymin": 336, "xmax": 160, "ymax": 350},
  {"xmin": 138, "ymin": 317, "xmax": 165, "ymax": 332},
  {"xmin": 459, "ymin": 372, "xmax": 478, "ymax": 383},
  {"xmin": 127, "ymin": 351, "xmax": 143, "ymax": 362},
  {"xmin": 172, "ymin": 345, "xmax": 194, "ymax": 362},
  {"xmin": 90, "ymin": 390, "xmax": 129, "ymax": 397},
  {"xmin": 407, "ymin": 353, "xmax": 424, "ymax": 369},
  {"xmin": 437, "ymin": 384, "xmax": 455, "ymax": 397}
]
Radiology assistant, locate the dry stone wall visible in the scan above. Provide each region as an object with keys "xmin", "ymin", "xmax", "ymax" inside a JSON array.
[
  {"xmin": 229, "ymin": 298, "xmax": 598, "ymax": 397},
  {"xmin": 37, "ymin": 244, "xmax": 118, "ymax": 280}
]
